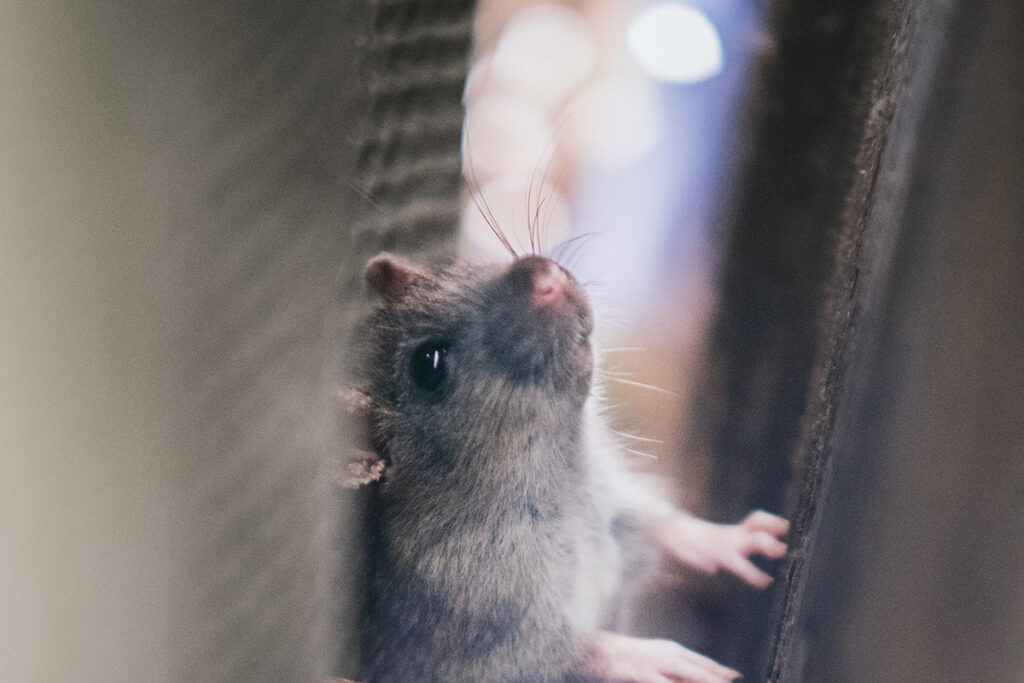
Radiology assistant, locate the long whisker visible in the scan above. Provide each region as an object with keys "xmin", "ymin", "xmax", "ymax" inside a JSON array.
[
  {"xmin": 526, "ymin": 114, "xmax": 575, "ymax": 255},
  {"xmin": 531, "ymin": 195, "xmax": 547, "ymax": 254},
  {"xmin": 465, "ymin": 179, "xmax": 517, "ymax": 258},
  {"xmin": 624, "ymin": 448, "xmax": 658, "ymax": 460},
  {"xmin": 525, "ymin": 151, "xmax": 550, "ymax": 255},
  {"xmin": 597, "ymin": 368, "xmax": 641, "ymax": 377},
  {"xmin": 611, "ymin": 430, "xmax": 664, "ymax": 444},
  {"xmin": 562, "ymin": 230, "xmax": 600, "ymax": 271},
  {"xmin": 536, "ymin": 154, "xmax": 572, "ymax": 255},
  {"xmin": 597, "ymin": 373, "xmax": 680, "ymax": 397},
  {"xmin": 552, "ymin": 232, "xmax": 598, "ymax": 266},
  {"xmin": 462, "ymin": 121, "xmax": 518, "ymax": 258}
]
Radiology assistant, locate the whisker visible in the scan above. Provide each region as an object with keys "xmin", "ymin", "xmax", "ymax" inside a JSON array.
[
  {"xmin": 529, "ymin": 114, "xmax": 576, "ymax": 255},
  {"xmin": 551, "ymin": 232, "xmax": 597, "ymax": 265},
  {"xmin": 597, "ymin": 369, "xmax": 639, "ymax": 377},
  {"xmin": 462, "ymin": 122, "xmax": 518, "ymax": 258},
  {"xmin": 624, "ymin": 448, "xmax": 658, "ymax": 460},
  {"xmin": 464, "ymin": 178, "xmax": 517, "ymax": 258},
  {"xmin": 535, "ymin": 155, "xmax": 572, "ymax": 254},
  {"xmin": 531, "ymin": 195, "xmax": 548, "ymax": 254},
  {"xmin": 525, "ymin": 147, "xmax": 554, "ymax": 255},
  {"xmin": 598, "ymin": 374, "xmax": 679, "ymax": 397},
  {"xmin": 561, "ymin": 230, "xmax": 600, "ymax": 271},
  {"xmin": 612, "ymin": 430, "xmax": 664, "ymax": 444},
  {"xmin": 526, "ymin": 171, "xmax": 537, "ymax": 255}
]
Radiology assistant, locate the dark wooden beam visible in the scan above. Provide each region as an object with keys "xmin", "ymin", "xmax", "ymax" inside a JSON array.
[{"xmin": 689, "ymin": 0, "xmax": 1023, "ymax": 678}]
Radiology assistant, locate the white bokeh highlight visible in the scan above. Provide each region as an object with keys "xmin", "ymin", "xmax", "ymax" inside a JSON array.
[{"xmin": 627, "ymin": 3, "xmax": 723, "ymax": 84}]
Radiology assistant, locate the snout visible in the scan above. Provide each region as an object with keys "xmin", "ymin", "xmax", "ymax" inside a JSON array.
[{"xmin": 482, "ymin": 256, "xmax": 594, "ymax": 390}]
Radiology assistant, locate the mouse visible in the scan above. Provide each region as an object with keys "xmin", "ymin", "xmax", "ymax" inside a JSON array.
[{"xmin": 341, "ymin": 250, "xmax": 789, "ymax": 683}]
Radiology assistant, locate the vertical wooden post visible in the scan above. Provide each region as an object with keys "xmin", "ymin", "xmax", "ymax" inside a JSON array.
[{"xmin": 690, "ymin": 0, "xmax": 1024, "ymax": 679}]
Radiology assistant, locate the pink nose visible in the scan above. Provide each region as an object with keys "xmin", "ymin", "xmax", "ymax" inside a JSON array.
[{"xmin": 531, "ymin": 260, "xmax": 571, "ymax": 307}]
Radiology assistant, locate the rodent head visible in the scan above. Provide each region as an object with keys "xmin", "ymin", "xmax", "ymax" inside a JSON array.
[{"xmin": 356, "ymin": 252, "xmax": 594, "ymax": 483}]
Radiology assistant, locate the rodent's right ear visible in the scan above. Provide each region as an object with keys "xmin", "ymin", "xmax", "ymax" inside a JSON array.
[{"xmin": 365, "ymin": 252, "xmax": 424, "ymax": 300}]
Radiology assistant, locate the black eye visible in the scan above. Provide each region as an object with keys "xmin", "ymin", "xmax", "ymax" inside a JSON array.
[{"xmin": 410, "ymin": 341, "xmax": 449, "ymax": 392}]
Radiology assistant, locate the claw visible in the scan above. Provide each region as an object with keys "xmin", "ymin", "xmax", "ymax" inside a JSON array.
[
  {"xmin": 586, "ymin": 632, "xmax": 742, "ymax": 683},
  {"xmin": 653, "ymin": 510, "xmax": 790, "ymax": 587}
]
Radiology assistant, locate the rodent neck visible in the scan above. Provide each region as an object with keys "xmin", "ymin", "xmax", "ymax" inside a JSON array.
[{"xmin": 387, "ymin": 409, "xmax": 590, "ymax": 509}]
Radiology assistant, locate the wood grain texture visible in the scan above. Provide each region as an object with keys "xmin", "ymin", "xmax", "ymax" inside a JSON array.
[
  {"xmin": 772, "ymin": 1, "xmax": 1024, "ymax": 679},
  {"xmin": 683, "ymin": 0, "xmax": 906, "ymax": 674},
  {"xmin": 686, "ymin": 0, "xmax": 1024, "ymax": 679}
]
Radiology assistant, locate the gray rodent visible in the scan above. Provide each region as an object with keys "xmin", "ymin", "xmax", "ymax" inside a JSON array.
[{"xmin": 344, "ymin": 252, "xmax": 789, "ymax": 683}]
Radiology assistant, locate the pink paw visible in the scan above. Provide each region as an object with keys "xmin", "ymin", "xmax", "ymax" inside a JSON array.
[
  {"xmin": 655, "ymin": 509, "xmax": 790, "ymax": 588},
  {"xmin": 587, "ymin": 631, "xmax": 742, "ymax": 683}
]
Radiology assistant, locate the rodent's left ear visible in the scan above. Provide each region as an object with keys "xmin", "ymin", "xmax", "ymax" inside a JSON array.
[{"xmin": 365, "ymin": 252, "xmax": 424, "ymax": 299}]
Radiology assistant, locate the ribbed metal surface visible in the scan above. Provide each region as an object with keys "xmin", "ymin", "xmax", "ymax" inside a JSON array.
[
  {"xmin": 175, "ymin": 0, "xmax": 473, "ymax": 680},
  {"xmin": 345, "ymin": 0, "xmax": 472, "ymax": 275}
]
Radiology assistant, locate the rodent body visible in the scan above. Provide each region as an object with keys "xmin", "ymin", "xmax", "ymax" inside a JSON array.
[
  {"xmin": 356, "ymin": 255, "xmax": 625, "ymax": 681},
  {"xmin": 348, "ymin": 252, "xmax": 787, "ymax": 682},
  {"xmin": 362, "ymin": 442, "xmax": 621, "ymax": 681}
]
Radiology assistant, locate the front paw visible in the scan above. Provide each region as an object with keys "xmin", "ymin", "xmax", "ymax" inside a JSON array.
[
  {"xmin": 655, "ymin": 509, "xmax": 789, "ymax": 588},
  {"xmin": 584, "ymin": 631, "xmax": 741, "ymax": 683}
]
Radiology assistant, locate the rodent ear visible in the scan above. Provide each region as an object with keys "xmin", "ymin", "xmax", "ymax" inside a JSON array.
[{"xmin": 365, "ymin": 252, "xmax": 423, "ymax": 299}]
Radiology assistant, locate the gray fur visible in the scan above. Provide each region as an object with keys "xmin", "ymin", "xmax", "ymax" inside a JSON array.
[{"xmin": 353, "ymin": 255, "xmax": 646, "ymax": 682}]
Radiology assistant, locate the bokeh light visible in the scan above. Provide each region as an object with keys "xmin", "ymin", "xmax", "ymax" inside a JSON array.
[
  {"xmin": 626, "ymin": 3, "xmax": 723, "ymax": 84},
  {"xmin": 490, "ymin": 4, "xmax": 597, "ymax": 109},
  {"xmin": 566, "ymin": 75, "xmax": 664, "ymax": 167}
]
